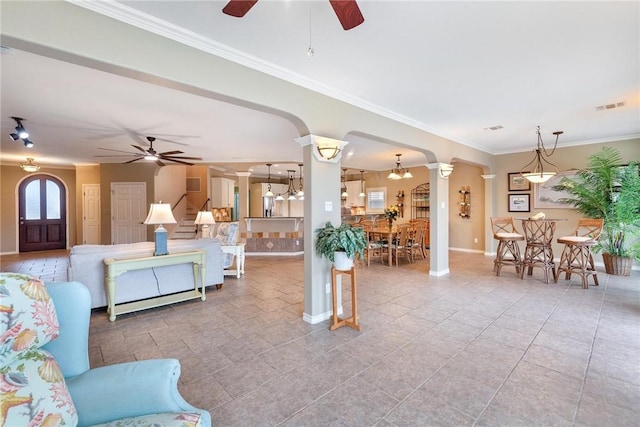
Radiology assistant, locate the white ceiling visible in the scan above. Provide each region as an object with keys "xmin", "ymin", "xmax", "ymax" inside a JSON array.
[{"xmin": 1, "ymin": 1, "xmax": 638, "ymax": 176}]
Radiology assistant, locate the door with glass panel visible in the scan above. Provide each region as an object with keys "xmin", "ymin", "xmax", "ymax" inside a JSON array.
[{"xmin": 19, "ymin": 175, "xmax": 67, "ymax": 252}]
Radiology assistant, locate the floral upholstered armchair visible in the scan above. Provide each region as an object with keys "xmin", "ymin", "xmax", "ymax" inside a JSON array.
[{"xmin": 0, "ymin": 273, "xmax": 211, "ymax": 427}]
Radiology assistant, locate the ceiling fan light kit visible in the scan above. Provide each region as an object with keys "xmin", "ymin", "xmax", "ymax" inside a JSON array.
[{"xmin": 20, "ymin": 158, "xmax": 40, "ymax": 173}]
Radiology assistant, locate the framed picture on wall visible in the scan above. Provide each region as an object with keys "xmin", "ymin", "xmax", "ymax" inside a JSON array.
[
  {"xmin": 508, "ymin": 194, "xmax": 530, "ymax": 212},
  {"xmin": 508, "ymin": 172, "xmax": 531, "ymax": 191},
  {"xmin": 533, "ymin": 171, "xmax": 578, "ymax": 209}
]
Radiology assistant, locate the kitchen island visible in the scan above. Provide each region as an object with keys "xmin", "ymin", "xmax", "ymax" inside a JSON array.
[{"xmin": 243, "ymin": 217, "xmax": 304, "ymax": 254}]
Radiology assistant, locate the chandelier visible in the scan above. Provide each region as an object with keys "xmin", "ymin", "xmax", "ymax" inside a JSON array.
[
  {"xmin": 388, "ymin": 154, "xmax": 413, "ymax": 179},
  {"xmin": 520, "ymin": 126, "xmax": 564, "ymax": 184}
]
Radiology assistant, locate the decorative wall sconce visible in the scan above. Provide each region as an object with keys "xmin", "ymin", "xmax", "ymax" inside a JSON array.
[
  {"xmin": 296, "ymin": 134, "xmax": 349, "ymax": 163},
  {"xmin": 439, "ymin": 163, "xmax": 454, "ymax": 178}
]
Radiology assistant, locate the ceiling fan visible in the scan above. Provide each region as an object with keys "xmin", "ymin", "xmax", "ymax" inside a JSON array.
[
  {"xmin": 222, "ymin": 0, "xmax": 365, "ymax": 31},
  {"xmin": 96, "ymin": 137, "xmax": 203, "ymax": 166}
]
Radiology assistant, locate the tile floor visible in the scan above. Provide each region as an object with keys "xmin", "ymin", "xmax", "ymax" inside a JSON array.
[{"xmin": 1, "ymin": 250, "xmax": 639, "ymax": 426}]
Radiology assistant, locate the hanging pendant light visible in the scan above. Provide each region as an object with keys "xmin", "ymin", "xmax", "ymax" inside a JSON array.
[
  {"xmin": 341, "ymin": 168, "xmax": 349, "ymax": 199},
  {"xmin": 519, "ymin": 126, "xmax": 564, "ymax": 184},
  {"xmin": 297, "ymin": 163, "xmax": 304, "ymax": 200},
  {"xmin": 286, "ymin": 170, "xmax": 297, "ymax": 200},
  {"xmin": 358, "ymin": 170, "xmax": 365, "ymax": 198},
  {"xmin": 265, "ymin": 163, "xmax": 274, "ymax": 197}
]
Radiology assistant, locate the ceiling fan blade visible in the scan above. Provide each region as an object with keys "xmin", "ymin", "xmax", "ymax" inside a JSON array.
[
  {"xmin": 329, "ymin": 0, "xmax": 364, "ymax": 30},
  {"xmin": 162, "ymin": 155, "xmax": 203, "ymax": 160},
  {"xmin": 123, "ymin": 157, "xmax": 143, "ymax": 164},
  {"xmin": 159, "ymin": 150, "xmax": 184, "ymax": 156},
  {"xmin": 164, "ymin": 158, "xmax": 196, "ymax": 166},
  {"xmin": 222, "ymin": 0, "xmax": 258, "ymax": 17},
  {"xmin": 156, "ymin": 159, "xmax": 166, "ymax": 167},
  {"xmin": 131, "ymin": 144, "xmax": 148, "ymax": 154}
]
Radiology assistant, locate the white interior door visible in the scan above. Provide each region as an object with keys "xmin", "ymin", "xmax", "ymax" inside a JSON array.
[
  {"xmin": 82, "ymin": 184, "xmax": 101, "ymax": 244},
  {"xmin": 111, "ymin": 182, "xmax": 147, "ymax": 244}
]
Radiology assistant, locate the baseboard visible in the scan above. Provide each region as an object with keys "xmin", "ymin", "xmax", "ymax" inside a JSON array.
[
  {"xmin": 430, "ymin": 268, "xmax": 450, "ymax": 276},
  {"xmin": 449, "ymin": 247, "xmax": 485, "ymax": 254},
  {"xmin": 302, "ymin": 306, "xmax": 343, "ymax": 324},
  {"xmin": 245, "ymin": 251, "xmax": 304, "ymax": 256}
]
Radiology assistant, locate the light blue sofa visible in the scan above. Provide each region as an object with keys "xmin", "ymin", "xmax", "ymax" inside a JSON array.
[{"xmin": 1, "ymin": 272, "xmax": 211, "ymax": 425}]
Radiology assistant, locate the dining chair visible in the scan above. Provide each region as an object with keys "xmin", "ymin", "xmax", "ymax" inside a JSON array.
[
  {"xmin": 554, "ymin": 218, "xmax": 604, "ymax": 288},
  {"xmin": 409, "ymin": 219, "xmax": 429, "ymax": 259},
  {"xmin": 356, "ymin": 221, "xmax": 384, "ymax": 266},
  {"xmin": 408, "ymin": 223, "xmax": 426, "ymax": 260},
  {"xmin": 384, "ymin": 223, "xmax": 412, "ymax": 266},
  {"xmin": 490, "ymin": 216, "xmax": 524, "ymax": 276}
]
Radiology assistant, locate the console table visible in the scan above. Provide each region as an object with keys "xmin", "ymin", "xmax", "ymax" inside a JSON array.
[
  {"xmin": 104, "ymin": 250, "xmax": 206, "ymax": 321},
  {"xmin": 221, "ymin": 243, "xmax": 245, "ymax": 278}
]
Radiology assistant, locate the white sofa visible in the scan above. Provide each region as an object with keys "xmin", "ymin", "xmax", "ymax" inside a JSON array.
[{"xmin": 68, "ymin": 239, "xmax": 225, "ymax": 308}]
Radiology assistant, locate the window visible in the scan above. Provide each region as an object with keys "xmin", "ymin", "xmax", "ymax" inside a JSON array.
[{"xmin": 366, "ymin": 187, "xmax": 386, "ymax": 213}]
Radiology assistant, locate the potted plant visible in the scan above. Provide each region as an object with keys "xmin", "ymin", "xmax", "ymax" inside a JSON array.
[
  {"xmin": 315, "ymin": 222, "xmax": 367, "ymax": 270},
  {"xmin": 554, "ymin": 147, "xmax": 640, "ymax": 275}
]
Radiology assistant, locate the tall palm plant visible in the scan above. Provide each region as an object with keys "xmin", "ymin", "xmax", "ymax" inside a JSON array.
[{"xmin": 554, "ymin": 146, "xmax": 640, "ymax": 262}]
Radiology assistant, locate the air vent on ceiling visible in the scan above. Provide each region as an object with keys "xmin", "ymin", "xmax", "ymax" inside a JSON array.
[
  {"xmin": 483, "ymin": 125, "xmax": 504, "ymax": 131},
  {"xmin": 595, "ymin": 101, "xmax": 625, "ymax": 111}
]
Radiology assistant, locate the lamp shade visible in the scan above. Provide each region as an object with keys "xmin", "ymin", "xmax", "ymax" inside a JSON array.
[
  {"xmin": 194, "ymin": 211, "xmax": 215, "ymax": 225},
  {"xmin": 143, "ymin": 203, "xmax": 176, "ymax": 225}
]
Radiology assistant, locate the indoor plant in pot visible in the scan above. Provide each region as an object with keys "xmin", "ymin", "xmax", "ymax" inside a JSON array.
[
  {"xmin": 315, "ymin": 222, "xmax": 367, "ymax": 270},
  {"xmin": 554, "ymin": 147, "xmax": 640, "ymax": 275}
]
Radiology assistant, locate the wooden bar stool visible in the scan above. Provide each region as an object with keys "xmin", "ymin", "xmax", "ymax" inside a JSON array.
[
  {"xmin": 490, "ymin": 217, "xmax": 524, "ymax": 276},
  {"xmin": 554, "ymin": 218, "xmax": 603, "ymax": 288}
]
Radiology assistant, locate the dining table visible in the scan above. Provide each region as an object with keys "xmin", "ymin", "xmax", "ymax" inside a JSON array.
[
  {"xmin": 367, "ymin": 225, "xmax": 401, "ymax": 266},
  {"xmin": 517, "ymin": 218, "xmax": 566, "ymax": 283},
  {"xmin": 367, "ymin": 224, "xmax": 408, "ymax": 267}
]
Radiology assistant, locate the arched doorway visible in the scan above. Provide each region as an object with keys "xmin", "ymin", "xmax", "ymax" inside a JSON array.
[{"xmin": 18, "ymin": 174, "xmax": 67, "ymax": 252}]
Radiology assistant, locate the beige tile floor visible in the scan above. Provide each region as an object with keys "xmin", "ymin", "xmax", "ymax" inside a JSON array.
[{"xmin": 2, "ymin": 249, "xmax": 639, "ymax": 426}]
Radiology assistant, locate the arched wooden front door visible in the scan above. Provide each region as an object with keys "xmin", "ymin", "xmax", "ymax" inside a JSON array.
[{"xmin": 18, "ymin": 175, "xmax": 67, "ymax": 252}]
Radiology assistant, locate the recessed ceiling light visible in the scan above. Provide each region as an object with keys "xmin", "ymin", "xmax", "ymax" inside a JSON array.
[
  {"xmin": 595, "ymin": 101, "xmax": 625, "ymax": 111},
  {"xmin": 483, "ymin": 125, "xmax": 503, "ymax": 131}
]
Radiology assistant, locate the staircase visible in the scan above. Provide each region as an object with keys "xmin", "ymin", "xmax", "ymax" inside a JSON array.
[{"xmin": 171, "ymin": 211, "xmax": 198, "ymax": 240}]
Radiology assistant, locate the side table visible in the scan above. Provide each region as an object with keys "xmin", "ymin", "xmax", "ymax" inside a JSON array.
[
  {"xmin": 330, "ymin": 266, "xmax": 361, "ymax": 331},
  {"xmin": 221, "ymin": 242, "xmax": 245, "ymax": 278},
  {"xmin": 104, "ymin": 250, "xmax": 206, "ymax": 321}
]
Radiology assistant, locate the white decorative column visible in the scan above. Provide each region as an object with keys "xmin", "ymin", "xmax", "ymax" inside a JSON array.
[
  {"xmin": 296, "ymin": 134, "xmax": 348, "ymax": 324},
  {"xmin": 482, "ymin": 174, "xmax": 496, "ymax": 256},
  {"xmin": 236, "ymin": 172, "xmax": 251, "ymax": 234},
  {"xmin": 427, "ymin": 162, "xmax": 452, "ymax": 276}
]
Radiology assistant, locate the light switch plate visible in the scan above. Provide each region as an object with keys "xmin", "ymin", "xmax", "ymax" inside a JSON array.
[{"xmin": 325, "ymin": 201, "xmax": 332, "ymax": 211}]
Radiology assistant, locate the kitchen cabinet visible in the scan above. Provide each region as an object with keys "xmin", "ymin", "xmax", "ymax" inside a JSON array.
[
  {"xmin": 211, "ymin": 177, "xmax": 235, "ymax": 208},
  {"xmin": 344, "ymin": 181, "xmax": 365, "ymax": 209}
]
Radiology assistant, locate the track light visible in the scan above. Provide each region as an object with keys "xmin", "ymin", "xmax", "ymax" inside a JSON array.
[{"xmin": 9, "ymin": 117, "xmax": 33, "ymax": 147}]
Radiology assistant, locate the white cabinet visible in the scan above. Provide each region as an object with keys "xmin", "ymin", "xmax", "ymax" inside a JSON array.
[
  {"xmin": 211, "ymin": 178, "xmax": 235, "ymax": 208},
  {"xmin": 344, "ymin": 181, "xmax": 365, "ymax": 208}
]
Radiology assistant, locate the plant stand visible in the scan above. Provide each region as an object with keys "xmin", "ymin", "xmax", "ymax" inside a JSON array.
[{"xmin": 330, "ymin": 266, "xmax": 361, "ymax": 331}]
